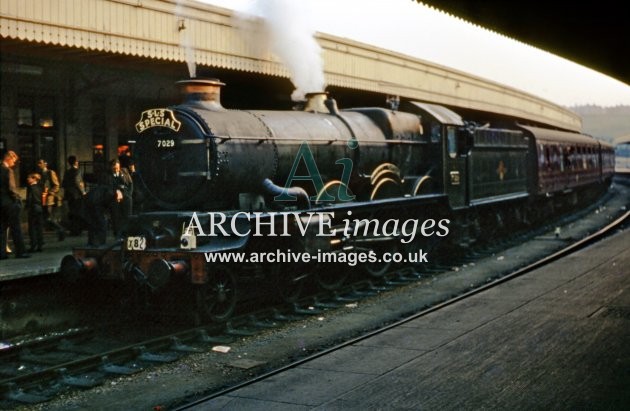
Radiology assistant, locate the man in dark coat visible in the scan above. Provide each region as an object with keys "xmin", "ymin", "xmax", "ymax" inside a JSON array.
[
  {"xmin": 107, "ymin": 159, "xmax": 133, "ymax": 239},
  {"xmin": 61, "ymin": 155, "xmax": 86, "ymax": 235},
  {"xmin": 25, "ymin": 172, "xmax": 44, "ymax": 252},
  {"xmin": 1, "ymin": 150, "xmax": 29, "ymax": 259},
  {"xmin": 85, "ymin": 171, "xmax": 112, "ymax": 247}
]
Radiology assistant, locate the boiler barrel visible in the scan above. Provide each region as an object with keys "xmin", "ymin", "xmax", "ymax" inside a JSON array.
[{"xmin": 134, "ymin": 107, "xmax": 390, "ymax": 210}]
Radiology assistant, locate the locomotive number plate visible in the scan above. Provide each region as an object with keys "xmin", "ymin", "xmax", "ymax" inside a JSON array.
[
  {"xmin": 157, "ymin": 139, "xmax": 176, "ymax": 148},
  {"xmin": 126, "ymin": 236, "xmax": 147, "ymax": 251}
]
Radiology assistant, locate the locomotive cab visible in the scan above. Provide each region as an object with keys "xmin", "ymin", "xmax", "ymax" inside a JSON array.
[{"xmin": 403, "ymin": 102, "xmax": 468, "ymax": 207}]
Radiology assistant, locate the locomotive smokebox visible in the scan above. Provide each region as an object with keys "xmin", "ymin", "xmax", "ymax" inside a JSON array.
[{"xmin": 176, "ymin": 78, "xmax": 226, "ymax": 111}]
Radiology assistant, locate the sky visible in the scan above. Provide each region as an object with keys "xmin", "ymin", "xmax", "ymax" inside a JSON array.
[{"xmin": 198, "ymin": 0, "xmax": 630, "ymax": 107}]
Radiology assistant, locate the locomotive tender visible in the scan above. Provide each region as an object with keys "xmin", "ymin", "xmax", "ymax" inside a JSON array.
[{"xmin": 61, "ymin": 78, "xmax": 614, "ymax": 321}]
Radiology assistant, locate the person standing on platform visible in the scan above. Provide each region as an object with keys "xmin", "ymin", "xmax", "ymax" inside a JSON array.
[
  {"xmin": 25, "ymin": 172, "xmax": 44, "ymax": 252},
  {"xmin": 0, "ymin": 150, "xmax": 30, "ymax": 259},
  {"xmin": 125, "ymin": 159, "xmax": 143, "ymax": 214},
  {"xmin": 37, "ymin": 159, "xmax": 66, "ymax": 241},
  {"xmin": 62, "ymin": 155, "xmax": 86, "ymax": 236},
  {"xmin": 119, "ymin": 152, "xmax": 140, "ymax": 214},
  {"xmin": 107, "ymin": 159, "xmax": 133, "ymax": 239},
  {"xmin": 85, "ymin": 170, "xmax": 111, "ymax": 247}
]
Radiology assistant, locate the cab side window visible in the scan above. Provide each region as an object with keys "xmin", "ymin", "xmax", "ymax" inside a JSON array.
[
  {"xmin": 430, "ymin": 122, "xmax": 441, "ymax": 144},
  {"xmin": 447, "ymin": 126, "xmax": 457, "ymax": 158}
]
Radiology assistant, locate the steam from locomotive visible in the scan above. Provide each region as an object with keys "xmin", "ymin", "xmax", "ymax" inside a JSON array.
[
  {"xmin": 175, "ymin": 0, "xmax": 196, "ymax": 78},
  {"xmin": 233, "ymin": 0, "xmax": 325, "ymax": 100}
]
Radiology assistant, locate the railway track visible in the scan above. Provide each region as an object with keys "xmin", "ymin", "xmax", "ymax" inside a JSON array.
[
  {"xmin": 1, "ymin": 189, "xmax": 627, "ymax": 409},
  {"xmin": 176, "ymin": 209, "xmax": 630, "ymax": 410},
  {"xmin": 0, "ymin": 268, "xmax": 425, "ymax": 407}
]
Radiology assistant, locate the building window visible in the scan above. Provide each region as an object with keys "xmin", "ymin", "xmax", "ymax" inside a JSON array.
[
  {"xmin": 16, "ymin": 95, "xmax": 58, "ymax": 184},
  {"xmin": 17, "ymin": 107, "xmax": 33, "ymax": 127}
]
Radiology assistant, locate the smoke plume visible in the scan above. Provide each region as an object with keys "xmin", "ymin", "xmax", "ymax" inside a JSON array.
[
  {"xmin": 175, "ymin": 1, "xmax": 196, "ymax": 78},
  {"xmin": 236, "ymin": 0, "xmax": 326, "ymax": 101}
]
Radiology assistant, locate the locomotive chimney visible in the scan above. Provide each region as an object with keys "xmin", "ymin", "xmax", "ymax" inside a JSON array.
[{"xmin": 176, "ymin": 78, "xmax": 226, "ymax": 111}]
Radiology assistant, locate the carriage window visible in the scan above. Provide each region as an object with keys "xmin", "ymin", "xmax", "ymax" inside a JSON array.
[
  {"xmin": 447, "ymin": 126, "xmax": 457, "ymax": 158},
  {"xmin": 584, "ymin": 148, "xmax": 588, "ymax": 167},
  {"xmin": 551, "ymin": 146, "xmax": 560, "ymax": 171},
  {"xmin": 544, "ymin": 146, "xmax": 551, "ymax": 169},
  {"xmin": 557, "ymin": 146, "xmax": 565, "ymax": 172}
]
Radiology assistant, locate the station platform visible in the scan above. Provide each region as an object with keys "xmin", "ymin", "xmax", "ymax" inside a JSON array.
[
  {"xmin": 197, "ymin": 228, "xmax": 630, "ymax": 409},
  {"xmin": 0, "ymin": 230, "xmax": 88, "ymax": 282}
]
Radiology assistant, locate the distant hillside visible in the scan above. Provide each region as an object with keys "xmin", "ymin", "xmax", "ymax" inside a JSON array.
[{"xmin": 569, "ymin": 105, "xmax": 630, "ymax": 142}]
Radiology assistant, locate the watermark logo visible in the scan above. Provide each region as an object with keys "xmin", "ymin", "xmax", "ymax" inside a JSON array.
[
  {"xmin": 184, "ymin": 211, "xmax": 450, "ymax": 245},
  {"xmin": 275, "ymin": 141, "xmax": 355, "ymax": 202}
]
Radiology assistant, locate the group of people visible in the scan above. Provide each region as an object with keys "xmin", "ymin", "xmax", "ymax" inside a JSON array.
[
  {"xmin": 1, "ymin": 150, "xmax": 137, "ymax": 259},
  {"xmin": 1, "ymin": 152, "xmax": 66, "ymax": 258},
  {"xmin": 82, "ymin": 156, "xmax": 135, "ymax": 246},
  {"xmin": 63, "ymin": 154, "xmax": 137, "ymax": 247}
]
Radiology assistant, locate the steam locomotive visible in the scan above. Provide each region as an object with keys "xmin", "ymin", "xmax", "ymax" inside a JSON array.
[{"xmin": 60, "ymin": 78, "xmax": 615, "ymax": 322}]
